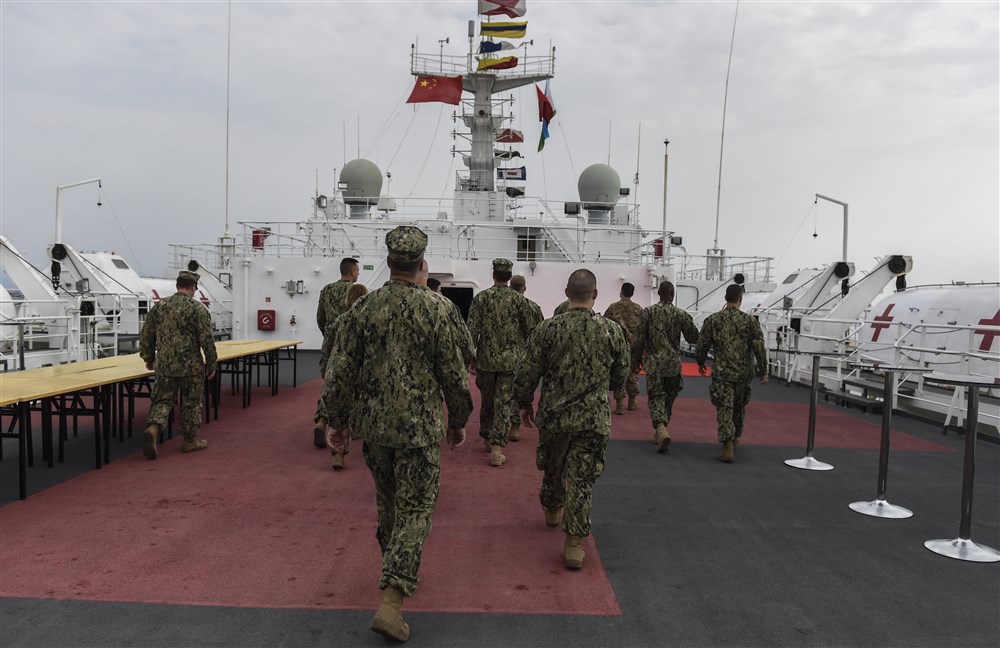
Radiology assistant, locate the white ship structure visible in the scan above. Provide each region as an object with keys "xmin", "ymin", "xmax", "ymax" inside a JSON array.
[{"xmin": 1, "ymin": 6, "xmax": 996, "ymax": 435}]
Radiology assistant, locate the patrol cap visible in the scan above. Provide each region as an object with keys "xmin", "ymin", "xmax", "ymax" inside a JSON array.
[
  {"xmin": 385, "ymin": 226, "xmax": 428, "ymax": 263},
  {"xmin": 177, "ymin": 270, "xmax": 200, "ymax": 283},
  {"xmin": 492, "ymin": 258, "xmax": 513, "ymax": 272}
]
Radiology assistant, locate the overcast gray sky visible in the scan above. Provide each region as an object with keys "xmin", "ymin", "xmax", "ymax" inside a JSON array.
[{"xmin": 2, "ymin": 0, "xmax": 997, "ymax": 286}]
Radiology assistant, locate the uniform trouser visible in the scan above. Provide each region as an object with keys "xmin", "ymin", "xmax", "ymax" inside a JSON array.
[
  {"xmin": 363, "ymin": 442, "xmax": 442, "ymax": 597},
  {"xmin": 613, "ymin": 350, "xmax": 643, "ymax": 400},
  {"xmin": 536, "ymin": 428, "xmax": 608, "ymax": 537},
  {"xmin": 314, "ymin": 357, "xmax": 330, "ymax": 424},
  {"xmin": 476, "ymin": 370, "xmax": 514, "ymax": 447},
  {"xmin": 709, "ymin": 378, "xmax": 753, "ymax": 443},
  {"xmin": 146, "ymin": 374, "xmax": 204, "ymax": 441},
  {"xmin": 647, "ymin": 373, "xmax": 684, "ymax": 429}
]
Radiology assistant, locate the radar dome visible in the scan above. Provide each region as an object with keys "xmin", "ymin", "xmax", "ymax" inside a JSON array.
[
  {"xmin": 340, "ymin": 159, "xmax": 383, "ymax": 204},
  {"xmin": 578, "ymin": 164, "xmax": 621, "ymax": 205}
]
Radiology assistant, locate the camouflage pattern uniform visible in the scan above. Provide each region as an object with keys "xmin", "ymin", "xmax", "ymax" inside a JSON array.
[
  {"xmin": 695, "ymin": 306, "xmax": 767, "ymax": 443},
  {"xmin": 140, "ymin": 274, "xmax": 218, "ymax": 441},
  {"xmin": 509, "ymin": 296, "xmax": 543, "ymax": 427},
  {"xmin": 514, "ymin": 309, "xmax": 628, "ymax": 537},
  {"xmin": 436, "ymin": 292, "xmax": 476, "ymax": 367},
  {"xmin": 604, "ymin": 298, "xmax": 644, "ymax": 400},
  {"xmin": 553, "ymin": 300, "xmax": 569, "ymax": 317},
  {"xmin": 315, "ymin": 279, "xmax": 354, "ymax": 424},
  {"xmin": 322, "ymin": 226, "xmax": 472, "ymax": 597},
  {"xmin": 638, "ymin": 302, "xmax": 699, "ymax": 429},
  {"xmin": 467, "ymin": 261, "xmax": 540, "ymax": 447}
]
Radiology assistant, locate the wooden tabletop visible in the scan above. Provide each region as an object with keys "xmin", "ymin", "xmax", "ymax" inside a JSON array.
[{"xmin": 0, "ymin": 340, "xmax": 301, "ymax": 407}]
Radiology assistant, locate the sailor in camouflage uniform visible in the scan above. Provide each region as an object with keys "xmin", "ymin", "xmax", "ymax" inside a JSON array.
[
  {"xmin": 467, "ymin": 258, "xmax": 540, "ymax": 466},
  {"xmin": 637, "ymin": 281, "xmax": 699, "ymax": 453},
  {"xmin": 322, "ymin": 226, "xmax": 472, "ymax": 643},
  {"xmin": 312, "ymin": 257, "xmax": 360, "ymax": 449},
  {"xmin": 553, "ymin": 300, "xmax": 569, "ymax": 317},
  {"xmin": 603, "ymin": 282, "xmax": 644, "ymax": 414},
  {"xmin": 508, "ymin": 274, "xmax": 544, "ymax": 441},
  {"xmin": 139, "ymin": 270, "xmax": 218, "ymax": 459},
  {"xmin": 515, "ymin": 269, "xmax": 628, "ymax": 569},
  {"xmin": 695, "ymin": 284, "xmax": 768, "ymax": 463}
]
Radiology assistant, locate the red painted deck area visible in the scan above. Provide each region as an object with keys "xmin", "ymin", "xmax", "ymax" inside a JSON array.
[{"xmin": 0, "ymin": 376, "xmax": 948, "ymax": 616}]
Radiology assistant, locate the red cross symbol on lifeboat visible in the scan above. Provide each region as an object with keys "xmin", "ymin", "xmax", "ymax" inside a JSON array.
[
  {"xmin": 974, "ymin": 309, "xmax": 1000, "ymax": 352},
  {"xmin": 870, "ymin": 304, "xmax": 895, "ymax": 342}
]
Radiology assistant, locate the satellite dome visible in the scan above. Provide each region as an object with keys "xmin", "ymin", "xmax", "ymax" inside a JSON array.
[
  {"xmin": 340, "ymin": 159, "xmax": 383, "ymax": 204},
  {"xmin": 578, "ymin": 164, "xmax": 621, "ymax": 204}
]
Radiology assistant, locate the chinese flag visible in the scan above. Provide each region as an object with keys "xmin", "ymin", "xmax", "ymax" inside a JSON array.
[{"xmin": 406, "ymin": 75, "xmax": 464, "ymax": 105}]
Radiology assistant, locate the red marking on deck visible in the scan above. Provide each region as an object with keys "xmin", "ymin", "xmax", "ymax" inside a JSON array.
[
  {"xmin": 974, "ymin": 309, "xmax": 1000, "ymax": 352},
  {"xmin": 870, "ymin": 304, "xmax": 896, "ymax": 342},
  {"xmin": 0, "ymin": 381, "xmax": 620, "ymax": 616}
]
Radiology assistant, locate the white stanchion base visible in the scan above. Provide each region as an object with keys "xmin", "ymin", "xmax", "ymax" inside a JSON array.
[
  {"xmin": 924, "ymin": 538, "xmax": 1000, "ymax": 563},
  {"xmin": 849, "ymin": 498, "xmax": 913, "ymax": 519},
  {"xmin": 784, "ymin": 456, "xmax": 834, "ymax": 471}
]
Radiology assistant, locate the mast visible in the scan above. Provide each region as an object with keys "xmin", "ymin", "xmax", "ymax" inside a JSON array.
[{"xmin": 411, "ymin": 15, "xmax": 554, "ymax": 194}]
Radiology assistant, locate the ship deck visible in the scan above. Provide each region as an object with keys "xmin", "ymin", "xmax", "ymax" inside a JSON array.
[{"xmin": 1, "ymin": 351, "xmax": 998, "ymax": 647}]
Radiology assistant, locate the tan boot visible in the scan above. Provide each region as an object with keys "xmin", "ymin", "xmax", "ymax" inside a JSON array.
[
  {"xmin": 142, "ymin": 424, "xmax": 159, "ymax": 460},
  {"xmin": 614, "ymin": 398, "xmax": 624, "ymax": 415},
  {"xmin": 627, "ymin": 396, "xmax": 637, "ymax": 411},
  {"xmin": 489, "ymin": 445, "xmax": 506, "ymax": 467},
  {"xmin": 655, "ymin": 424, "xmax": 671, "ymax": 454},
  {"xmin": 544, "ymin": 505, "xmax": 564, "ymax": 528},
  {"xmin": 719, "ymin": 440, "xmax": 734, "ymax": 463},
  {"xmin": 313, "ymin": 417, "xmax": 328, "ymax": 448},
  {"xmin": 371, "ymin": 586, "xmax": 410, "ymax": 642},
  {"xmin": 509, "ymin": 422, "xmax": 521, "ymax": 442},
  {"xmin": 564, "ymin": 534, "xmax": 586, "ymax": 569},
  {"xmin": 331, "ymin": 452, "xmax": 345, "ymax": 470},
  {"xmin": 181, "ymin": 437, "xmax": 208, "ymax": 453}
]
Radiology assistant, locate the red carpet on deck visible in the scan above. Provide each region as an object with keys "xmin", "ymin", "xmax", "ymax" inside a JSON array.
[
  {"xmin": 0, "ymin": 376, "xmax": 948, "ymax": 616},
  {"xmin": 0, "ymin": 380, "xmax": 620, "ymax": 616}
]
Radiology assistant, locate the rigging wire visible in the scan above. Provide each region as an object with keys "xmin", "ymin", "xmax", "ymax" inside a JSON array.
[
  {"xmin": 363, "ymin": 84, "xmax": 412, "ymax": 159},
  {"xmin": 713, "ymin": 0, "xmax": 740, "ymax": 250},
  {"xmin": 99, "ymin": 188, "xmax": 145, "ymax": 276},
  {"xmin": 407, "ymin": 103, "xmax": 446, "ymax": 199},
  {"xmin": 384, "ymin": 106, "xmax": 420, "ymax": 176},
  {"xmin": 224, "ymin": 0, "xmax": 232, "ymax": 236},
  {"xmin": 774, "ymin": 201, "xmax": 818, "ymax": 269}
]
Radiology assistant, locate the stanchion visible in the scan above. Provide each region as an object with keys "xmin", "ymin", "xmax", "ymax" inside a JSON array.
[
  {"xmin": 785, "ymin": 353, "xmax": 837, "ymax": 471},
  {"xmin": 848, "ymin": 365, "xmax": 930, "ymax": 519},
  {"xmin": 923, "ymin": 373, "xmax": 1000, "ymax": 563}
]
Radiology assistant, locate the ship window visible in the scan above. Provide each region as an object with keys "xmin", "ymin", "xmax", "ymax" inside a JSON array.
[
  {"xmin": 782, "ymin": 273, "xmax": 798, "ymax": 284},
  {"xmin": 517, "ymin": 234, "xmax": 538, "ymax": 261},
  {"xmin": 112, "ymin": 259, "xmax": 130, "ymax": 270}
]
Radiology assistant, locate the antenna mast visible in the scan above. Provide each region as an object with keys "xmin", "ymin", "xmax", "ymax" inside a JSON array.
[
  {"xmin": 713, "ymin": 0, "xmax": 740, "ymax": 250},
  {"xmin": 224, "ymin": 0, "xmax": 232, "ymax": 237}
]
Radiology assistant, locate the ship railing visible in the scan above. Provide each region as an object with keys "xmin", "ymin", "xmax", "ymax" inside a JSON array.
[
  {"xmin": 769, "ymin": 316, "xmax": 999, "ymax": 430},
  {"xmin": 411, "ymin": 49, "xmax": 555, "ymax": 79},
  {"xmin": 672, "ymin": 254, "xmax": 773, "ymax": 284}
]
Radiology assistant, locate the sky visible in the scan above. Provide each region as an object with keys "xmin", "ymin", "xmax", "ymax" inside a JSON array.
[{"xmin": 2, "ymin": 0, "xmax": 998, "ymax": 288}]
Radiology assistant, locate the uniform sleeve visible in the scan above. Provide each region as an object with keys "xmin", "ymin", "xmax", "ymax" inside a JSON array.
[
  {"xmin": 749, "ymin": 316, "xmax": 767, "ymax": 376},
  {"xmin": 199, "ymin": 307, "xmax": 218, "ymax": 372},
  {"xmin": 635, "ymin": 308, "xmax": 649, "ymax": 358},
  {"xmin": 683, "ymin": 312, "xmax": 699, "ymax": 345},
  {"xmin": 608, "ymin": 323, "xmax": 629, "ymax": 391},
  {"xmin": 514, "ymin": 326, "xmax": 545, "ymax": 408},
  {"xmin": 139, "ymin": 305, "xmax": 158, "ymax": 365},
  {"xmin": 446, "ymin": 302, "xmax": 475, "ymax": 367},
  {"xmin": 696, "ymin": 317, "xmax": 713, "ymax": 366},
  {"xmin": 433, "ymin": 309, "xmax": 473, "ymax": 429},
  {"xmin": 322, "ymin": 307, "xmax": 363, "ymax": 430},
  {"xmin": 316, "ymin": 286, "xmax": 328, "ymax": 331},
  {"xmin": 466, "ymin": 293, "xmax": 483, "ymax": 350}
]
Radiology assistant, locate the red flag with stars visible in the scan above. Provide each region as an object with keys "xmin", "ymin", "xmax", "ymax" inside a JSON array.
[{"xmin": 406, "ymin": 75, "xmax": 464, "ymax": 105}]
